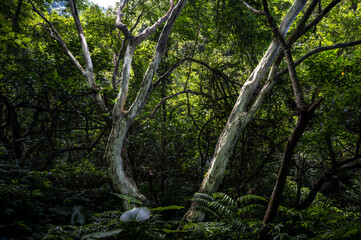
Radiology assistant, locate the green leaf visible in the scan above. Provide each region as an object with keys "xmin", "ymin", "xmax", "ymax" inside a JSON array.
[
  {"xmin": 54, "ymin": 70, "xmax": 58, "ymax": 79},
  {"xmin": 81, "ymin": 229, "xmax": 123, "ymax": 239},
  {"xmin": 22, "ymin": 37, "xmax": 31, "ymax": 43},
  {"xmin": 14, "ymin": 39, "xmax": 22, "ymax": 45},
  {"xmin": 150, "ymin": 205, "xmax": 184, "ymax": 211},
  {"xmin": 114, "ymin": 193, "xmax": 143, "ymax": 205},
  {"xmin": 162, "ymin": 228, "xmax": 180, "ymax": 233}
]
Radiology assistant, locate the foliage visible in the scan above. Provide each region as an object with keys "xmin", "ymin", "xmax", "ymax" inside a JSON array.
[{"xmin": 1, "ymin": 0, "xmax": 361, "ymax": 239}]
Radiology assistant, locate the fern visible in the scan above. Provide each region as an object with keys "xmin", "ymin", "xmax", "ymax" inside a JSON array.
[
  {"xmin": 237, "ymin": 194, "xmax": 267, "ymax": 206},
  {"xmin": 278, "ymin": 205, "xmax": 303, "ymax": 219},
  {"xmin": 191, "ymin": 192, "xmax": 269, "ymax": 220},
  {"xmin": 114, "ymin": 193, "xmax": 143, "ymax": 205},
  {"xmin": 212, "ymin": 192, "xmax": 237, "ymax": 207},
  {"xmin": 192, "ymin": 197, "xmax": 213, "ymax": 207},
  {"xmin": 193, "ymin": 205, "xmax": 219, "ymax": 218},
  {"xmin": 209, "ymin": 201, "xmax": 232, "ymax": 216},
  {"xmin": 238, "ymin": 203, "xmax": 266, "ymax": 216},
  {"xmin": 193, "ymin": 192, "xmax": 214, "ymax": 202},
  {"xmin": 188, "ymin": 192, "xmax": 269, "ymax": 239}
]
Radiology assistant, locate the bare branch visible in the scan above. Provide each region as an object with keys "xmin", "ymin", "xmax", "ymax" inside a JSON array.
[
  {"xmin": 135, "ymin": 0, "xmax": 175, "ymax": 44},
  {"xmin": 262, "ymin": 0, "xmax": 306, "ymax": 109},
  {"xmin": 130, "ymin": 10, "xmax": 144, "ymax": 33},
  {"xmin": 278, "ymin": 40, "xmax": 361, "ymax": 77},
  {"xmin": 154, "ymin": 57, "xmax": 240, "ymax": 89},
  {"xmin": 116, "ymin": 0, "xmax": 131, "ymax": 39},
  {"xmin": 287, "ymin": 0, "xmax": 320, "ymax": 45},
  {"xmin": 151, "ymin": 90, "xmax": 209, "ymax": 117},
  {"xmin": 154, "ymin": 58, "xmax": 185, "ymax": 88},
  {"xmin": 127, "ymin": 0, "xmax": 187, "ymax": 121},
  {"xmin": 304, "ymin": 0, "xmax": 341, "ymax": 35},
  {"xmin": 67, "ymin": 1, "xmax": 93, "ymax": 85},
  {"xmin": 296, "ymin": 40, "xmax": 361, "ymax": 65},
  {"xmin": 28, "ymin": 0, "xmax": 85, "ymax": 75},
  {"xmin": 67, "ymin": 0, "xmax": 106, "ymax": 107},
  {"xmin": 298, "ymin": 154, "xmax": 361, "ymax": 210},
  {"xmin": 112, "ymin": 38, "xmax": 126, "ymax": 89},
  {"xmin": 240, "ymin": 1, "xmax": 265, "ymax": 15},
  {"xmin": 271, "ymin": 0, "xmax": 341, "ymax": 82}
]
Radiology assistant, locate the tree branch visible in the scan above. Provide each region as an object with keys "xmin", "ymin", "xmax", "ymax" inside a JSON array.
[
  {"xmin": 262, "ymin": 0, "xmax": 306, "ymax": 109},
  {"xmin": 254, "ymin": 0, "xmax": 339, "ymax": 110},
  {"xmin": 28, "ymin": 0, "xmax": 85, "ymax": 75},
  {"xmin": 277, "ymin": 40, "xmax": 361, "ymax": 77},
  {"xmin": 286, "ymin": 0, "xmax": 320, "ymax": 45},
  {"xmin": 303, "ymin": 0, "xmax": 341, "ymax": 35},
  {"xmin": 127, "ymin": 0, "xmax": 188, "ymax": 121},
  {"xmin": 112, "ymin": 37, "xmax": 126, "ymax": 90},
  {"xmin": 67, "ymin": 0, "xmax": 94, "ymax": 88},
  {"xmin": 116, "ymin": 0, "xmax": 131, "ymax": 40},
  {"xmin": 154, "ymin": 57, "xmax": 240, "ymax": 89},
  {"xmin": 298, "ymin": 154, "xmax": 361, "ymax": 210},
  {"xmin": 151, "ymin": 90, "xmax": 210, "ymax": 117},
  {"xmin": 240, "ymin": 1, "xmax": 265, "ymax": 15},
  {"xmin": 130, "ymin": 10, "xmax": 144, "ymax": 33},
  {"xmin": 134, "ymin": 0, "xmax": 175, "ymax": 45}
]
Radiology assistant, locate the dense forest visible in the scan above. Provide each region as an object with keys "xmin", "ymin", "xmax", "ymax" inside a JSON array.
[{"xmin": 1, "ymin": 0, "xmax": 361, "ymax": 239}]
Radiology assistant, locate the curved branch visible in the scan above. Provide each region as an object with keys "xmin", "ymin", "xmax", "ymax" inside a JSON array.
[
  {"xmin": 67, "ymin": 0, "xmax": 105, "ymax": 107},
  {"xmin": 127, "ymin": 0, "xmax": 188, "ymax": 121},
  {"xmin": 303, "ymin": 0, "xmax": 341, "ymax": 35},
  {"xmin": 67, "ymin": 0, "xmax": 93, "ymax": 85},
  {"xmin": 277, "ymin": 40, "xmax": 361, "ymax": 77},
  {"xmin": 240, "ymin": 1, "xmax": 265, "ymax": 15},
  {"xmin": 298, "ymin": 154, "xmax": 361, "ymax": 210},
  {"xmin": 116, "ymin": 0, "xmax": 131, "ymax": 40},
  {"xmin": 154, "ymin": 57, "xmax": 240, "ymax": 89},
  {"xmin": 130, "ymin": 10, "xmax": 144, "ymax": 33},
  {"xmin": 28, "ymin": 0, "xmax": 84, "ymax": 74},
  {"xmin": 135, "ymin": 0, "xmax": 175, "ymax": 44},
  {"xmin": 151, "ymin": 90, "xmax": 210, "ymax": 117},
  {"xmin": 263, "ymin": 0, "xmax": 306, "ymax": 109},
  {"xmin": 112, "ymin": 37, "xmax": 126, "ymax": 90},
  {"xmin": 251, "ymin": 0, "xmax": 339, "ymax": 112}
]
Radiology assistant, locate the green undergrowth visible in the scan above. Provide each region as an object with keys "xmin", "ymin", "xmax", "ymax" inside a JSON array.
[{"xmin": 1, "ymin": 160, "xmax": 361, "ymax": 239}]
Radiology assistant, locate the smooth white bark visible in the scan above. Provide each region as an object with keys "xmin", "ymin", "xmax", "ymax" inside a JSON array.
[
  {"xmin": 105, "ymin": 114, "xmax": 146, "ymax": 209},
  {"xmin": 185, "ymin": 0, "xmax": 307, "ymax": 222},
  {"xmin": 106, "ymin": 0, "xmax": 188, "ymax": 209}
]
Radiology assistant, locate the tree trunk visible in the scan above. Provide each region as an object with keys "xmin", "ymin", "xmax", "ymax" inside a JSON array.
[
  {"xmin": 105, "ymin": 114, "xmax": 146, "ymax": 210},
  {"xmin": 258, "ymin": 100, "xmax": 322, "ymax": 239},
  {"xmin": 183, "ymin": 0, "xmax": 307, "ymax": 222},
  {"xmin": 104, "ymin": 0, "xmax": 188, "ymax": 210}
]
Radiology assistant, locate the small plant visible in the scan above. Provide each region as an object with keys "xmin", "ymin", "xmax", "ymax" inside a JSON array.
[{"xmin": 186, "ymin": 192, "xmax": 268, "ymax": 238}]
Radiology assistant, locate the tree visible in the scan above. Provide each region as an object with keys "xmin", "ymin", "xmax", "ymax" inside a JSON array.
[
  {"xmin": 29, "ymin": 0, "xmax": 188, "ymax": 209},
  {"xmin": 184, "ymin": 0, "xmax": 361, "ymax": 222},
  {"xmin": 183, "ymin": 0, "xmax": 308, "ymax": 222}
]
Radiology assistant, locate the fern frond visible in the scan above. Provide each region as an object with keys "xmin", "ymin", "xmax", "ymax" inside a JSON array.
[
  {"xmin": 227, "ymin": 218, "xmax": 263, "ymax": 232},
  {"xmin": 237, "ymin": 194, "xmax": 267, "ymax": 206},
  {"xmin": 193, "ymin": 205, "xmax": 219, "ymax": 218},
  {"xmin": 192, "ymin": 197, "xmax": 212, "ymax": 207},
  {"xmin": 238, "ymin": 204, "xmax": 266, "ymax": 216},
  {"xmin": 213, "ymin": 192, "xmax": 237, "ymax": 207},
  {"xmin": 210, "ymin": 201, "xmax": 232, "ymax": 216},
  {"xmin": 278, "ymin": 205, "xmax": 303, "ymax": 219},
  {"xmin": 229, "ymin": 218, "xmax": 248, "ymax": 230},
  {"xmin": 193, "ymin": 193, "xmax": 214, "ymax": 202},
  {"xmin": 114, "ymin": 193, "xmax": 143, "ymax": 205}
]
